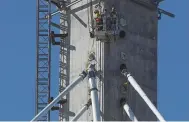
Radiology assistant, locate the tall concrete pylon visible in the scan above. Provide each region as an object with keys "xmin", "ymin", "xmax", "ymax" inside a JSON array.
[{"xmin": 60, "ymin": 0, "xmax": 158, "ymax": 121}]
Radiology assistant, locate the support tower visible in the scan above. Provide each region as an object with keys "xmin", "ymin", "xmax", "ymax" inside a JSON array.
[
  {"xmin": 67, "ymin": 0, "xmax": 158, "ymax": 121},
  {"xmin": 35, "ymin": 0, "xmax": 175, "ymax": 121}
]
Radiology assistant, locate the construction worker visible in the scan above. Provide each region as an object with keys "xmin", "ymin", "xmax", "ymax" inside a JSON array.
[
  {"xmin": 124, "ymin": 80, "xmax": 129, "ymax": 86},
  {"xmin": 121, "ymin": 80, "xmax": 129, "ymax": 93},
  {"xmin": 48, "ymin": 97, "xmax": 58, "ymax": 111},
  {"xmin": 94, "ymin": 10, "xmax": 103, "ymax": 31},
  {"xmin": 48, "ymin": 97, "xmax": 54, "ymax": 103},
  {"xmin": 48, "ymin": 97, "xmax": 67, "ymax": 111},
  {"xmin": 110, "ymin": 6, "xmax": 117, "ymax": 30},
  {"xmin": 110, "ymin": 6, "xmax": 117, "ymax": 17},
  {"xmin": 104, "ymin": 8, "xmax": 112, "ymax": 31},
  {"xmin": 101, "ymin": 8, "xmax": 111, "ymax": 31}
]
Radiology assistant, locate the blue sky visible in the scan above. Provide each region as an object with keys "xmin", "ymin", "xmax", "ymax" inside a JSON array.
[
  {"xmin": 158, "ymin": 0, "xmax": 189, "ymax": 120},
  {"xmin": 0, "ymin": 0, "xmax": 188, "ymax": 121}
]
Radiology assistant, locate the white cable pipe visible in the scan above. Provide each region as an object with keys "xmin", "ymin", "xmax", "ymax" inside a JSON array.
[
  {"xmin": 123, "ymin": 103, "xmax": 138, "ymax": 122},
  {"xmin": 70, "ymin": 99, "xmax": 91, "ymax": 122},
  {"xmin": 88, "ymin": 68, "xmax": 101, "ymax": 122},
  {"xmin": 120, "ymin": 64, "xmax": 165, "ymax": 122},
  {"xmin": 126, "ymin": 73, "xmax": 165, "ymax": 122}
]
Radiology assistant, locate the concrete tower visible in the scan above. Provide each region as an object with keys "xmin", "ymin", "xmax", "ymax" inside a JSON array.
[{"xmin": 60, "ymin": 0, "xmax": 158, "ymax": 121}]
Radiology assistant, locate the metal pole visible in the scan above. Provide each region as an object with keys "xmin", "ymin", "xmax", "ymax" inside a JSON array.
[
  {"xmin": 71, "ymin": 99, "xmax": 92, "ymax": 122},
  {"xmin": 66, "ymin": 0, "xmax": 82, "ymax": 8},
  {"xmin": 120, "ymin": 98, "xmax": 138, "ymax": 122},
  {"xmin": 47, "ymin": 0, "xmax": 52, "ymax": 120},
  {"xmin": 31, "ymin": 71, "xmax": 87, "ymax": 122},
  {"xmin": 46, "ymin": 0, "xmax": 83, "ymax": 18},
  {"xmin": 120, "ymin": 64, "xmax": 166, "ymax": 122},
  {"xmin": 88, "ymin": 66, "xmax": 101, "ymax": 121}
]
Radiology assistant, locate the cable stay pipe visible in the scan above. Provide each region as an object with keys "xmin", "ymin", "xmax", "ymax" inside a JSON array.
[
  {"xmin": 120, "ymin": 64, "xmax": 166, "ymax": 122},
  {"xmin": 70, "ymin": 106, "xmax": 88, "ymax": 122},
  {"xmin": 120, "ymin": 98, "xmax": 138, "ymax": 122},
  {"xmin": 124, "ymin": 103, "xmax": 138, "ymax": 122},
  {"xmin": 71, "ymin": 99, "xmax": 92, "ymax": 122},
  {"xmin": 31, "ymin": 71, "xmax": 87, "ymax": 122},
  {"xmin": 88, "ymin": 66, "xmax": 101, "ymax": 121}
]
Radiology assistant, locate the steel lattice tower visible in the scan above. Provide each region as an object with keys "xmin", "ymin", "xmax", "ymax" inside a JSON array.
[
  {"xmin": 36, "ymin": 0, "xmax": 72, "ymax": 121},
  {"xmin": 36, "ymin": 0, "xmax": 51, "ymax": 121}
]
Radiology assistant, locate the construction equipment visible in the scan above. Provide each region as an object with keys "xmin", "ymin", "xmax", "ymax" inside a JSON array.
[
  {"xmin": 120, "ymin": 64, "xmax": 166, "ymax": 122},
  {"xmin": 158, "ymin": 8, "xmax": 175, "ymax": 20},
  {"xmin": 92, "ymin": 6, "xmax": 126, "ymax": 41}
]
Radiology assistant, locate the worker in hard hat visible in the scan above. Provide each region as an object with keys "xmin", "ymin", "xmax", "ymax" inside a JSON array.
[
  {"xmin": 124, "ymin": 80, "xmax": 129, "ymax": 86},
  {"xmin": 101, "ymin": 8, "xmax": 110, "ymax": 31},
  {"xmin": 120, "ymin": 80, "xmax": 129, "ymax": 93},
  {"xmin": 94, "ymin": 10, "xmax": 103, "ymax": 31},
  {"xmin": 94, "ymin": 9, "xmax": 101, "ymax": 18}
]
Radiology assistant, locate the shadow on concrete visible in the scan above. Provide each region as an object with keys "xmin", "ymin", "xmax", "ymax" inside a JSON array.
[
  {"xmin": 67, "ymin": 0, "xmax": 99, "ymax": 28},
  {"xmin": 72, "ymin": 13, "xmax": 88, "ymax": 28}
]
